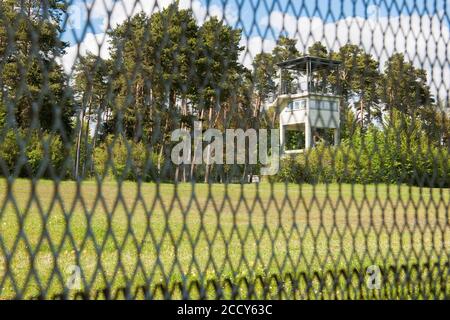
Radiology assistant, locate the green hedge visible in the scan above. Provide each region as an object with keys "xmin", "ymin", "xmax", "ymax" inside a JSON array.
[
  {"xmin": 1, "ymin": 110, "xmax": 447, "ymax": 187},
  {"xmin": 93, "ymin": 135, "xmax": 160, "ymax": 181},
  {"xmin": 274, "ymin": 120, "xmax": 449, "ymax": 187},
  {"xmin": 0, "ymin": 129, "xmax": 67, "ymax": 178}
]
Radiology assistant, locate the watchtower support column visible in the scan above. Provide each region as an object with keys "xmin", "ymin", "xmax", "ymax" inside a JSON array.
[{"xmin": 305, "ymin": 118, "xmax": 312, "ymax": 150}]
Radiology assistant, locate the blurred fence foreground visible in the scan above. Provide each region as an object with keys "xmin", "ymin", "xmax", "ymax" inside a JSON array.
[{"xmin": 0, "ymin": 0, "xmax": 449, "ymax": 299}]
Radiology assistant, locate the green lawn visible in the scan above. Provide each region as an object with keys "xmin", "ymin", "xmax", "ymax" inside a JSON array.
[{"xmin": 0, "ymin": 178, "xmax": 448, "ymax": 299}]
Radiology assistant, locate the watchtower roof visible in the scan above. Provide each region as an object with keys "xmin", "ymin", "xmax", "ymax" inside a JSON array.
[{"xmin": 276, "ymin": 55, "xmax": 341, "ymax": 71}]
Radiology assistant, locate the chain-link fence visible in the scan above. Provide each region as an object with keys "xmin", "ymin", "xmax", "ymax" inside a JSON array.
[{"xmin": 0, "ymin": 0, "xmax": 449, "ymax": 300}]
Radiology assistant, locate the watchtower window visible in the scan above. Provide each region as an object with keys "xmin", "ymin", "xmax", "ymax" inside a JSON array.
[
  {"xmin": 313, "ymin": 100, "xmax": 338, "ymax": 111},
  {"xmin": 288, "ymin": 99, "xmax": 306, "ymax": 111},
  {"xmin": 330, "ymin": 101, "xmax": 337, "ymax": 111}
]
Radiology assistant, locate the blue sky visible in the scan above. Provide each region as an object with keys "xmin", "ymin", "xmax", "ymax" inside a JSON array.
[
  {"xmin": 61, "ymin": 0, "xmax": 449, "ymax": 45},
  {"xmin": 59, "ymin": 0, "xmax": 450, "ymax": 100}
]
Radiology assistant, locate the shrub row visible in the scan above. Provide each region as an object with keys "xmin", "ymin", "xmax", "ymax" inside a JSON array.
[
  {"xmin": 1, "ymin": 118, "xmax": 448, "ymax": 187},
  {"xmin": 93, "ymin": 135, "xmax": 160, "ymax": 181},
  {"xmin": 0, "ymin": 129, "xmax": 66, "ymax": 178},
  {"xmin": 273, "ymin": 127, "xmax": 449, "ymax": 187}
]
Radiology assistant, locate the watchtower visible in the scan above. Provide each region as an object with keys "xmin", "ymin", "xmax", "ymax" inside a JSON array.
[{"xmin": 268, "ymin": 56, "xmax": 341, "ymax": 155}]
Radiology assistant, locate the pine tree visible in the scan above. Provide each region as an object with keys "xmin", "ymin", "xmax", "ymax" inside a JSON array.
[{"xmin": 0, "ymin": 0, "xmax": 73, "ymax": 134}]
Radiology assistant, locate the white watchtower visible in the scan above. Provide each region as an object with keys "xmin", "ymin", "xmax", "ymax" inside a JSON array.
[{"xmin": 268, "ymin": 56, "xmax": 341, "ymax": 155}]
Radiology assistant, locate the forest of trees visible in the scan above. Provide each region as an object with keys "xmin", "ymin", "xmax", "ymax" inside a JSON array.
[{"xmin": 0, "ymin": 1, "xmax": 448, "ymax": 185}]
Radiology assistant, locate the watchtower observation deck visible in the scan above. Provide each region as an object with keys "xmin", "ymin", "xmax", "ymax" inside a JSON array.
[{"xmin": 267, "ymin": 56, "xmax": 342, "ymax": 154}]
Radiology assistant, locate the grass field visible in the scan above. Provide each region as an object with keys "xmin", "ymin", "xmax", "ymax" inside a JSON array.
[{"xmin": 0, "ymin": 178, "xmax": 448, "ymax": 299}]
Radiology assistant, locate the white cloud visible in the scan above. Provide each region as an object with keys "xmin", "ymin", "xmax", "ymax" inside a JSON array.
[
  {"xmin": 239, "ymin": 36, "xmax": 277, "ymax": 69},
  {"xmin": 59, "ymin": 32, "xmax": 111, "ymax": 74}
]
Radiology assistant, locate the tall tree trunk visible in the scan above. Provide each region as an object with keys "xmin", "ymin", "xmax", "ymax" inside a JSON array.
[
  {"xmin": 174, "ymin": 96, "xmax": 188, "ymax": 183},
  {"xmin": 134, "ymin": 82, "xmax": 142, "ymax": 142},
  {"xmin": 190, "ymin": 108, "xmax": 204, "ymax": 181},
  {"xmin": 157, "ymin": 116, "xmax": 169, "ymax": 176},
  {"xmin": 89, "ymin": 97, "xmax": 106, "ymax": 175},
  {"xmin": 74, "ymin": 105, "xmax": 86, "ymax": 179},
  {"xmin": 90, "ymin": 126, "xmax": 98, "ymax": 175},
  {"xmin": 360, "ymin": 94, "xmax": 365, "ymax": 128},
  {"xmin": 242, "ymin": 163, "xmax": 248, "ymax": 183},
  {"xmin": 82, "ymin": 102, "xmax": 92, "ymax": 176},
  {"xmin": 181, "ymin": 96, "xmax": 187, "ymax": 182},
  {"xmin": 204, "ymin": 106, "xmax": 213, "ymax": 183}
]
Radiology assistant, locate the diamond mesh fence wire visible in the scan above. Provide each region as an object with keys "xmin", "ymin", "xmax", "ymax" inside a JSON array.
[{"xmin": 0, "ymin": 0, "xmax": 449, "ymax": 300}]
